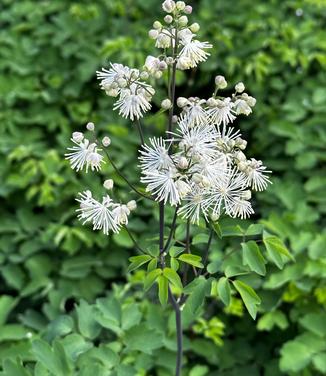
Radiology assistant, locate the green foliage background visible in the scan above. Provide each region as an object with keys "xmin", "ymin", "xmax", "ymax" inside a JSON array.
[{"xmin": 0, "ymin": 0, "xmax": 325, "ymax": 375}]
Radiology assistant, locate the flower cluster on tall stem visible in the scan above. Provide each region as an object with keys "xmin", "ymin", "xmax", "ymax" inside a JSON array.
[{"xmin": 65, "ymin": 1, "xmax": 272, "ymax": 375}]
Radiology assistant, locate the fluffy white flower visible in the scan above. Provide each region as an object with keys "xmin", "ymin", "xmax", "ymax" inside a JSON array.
[
  {"xmin": 178, "ymin": 186, "xmax": 210, "ymax": 224},
  {"xmin": 183, "ymin": 99, "xmax": 208, "ymax": 127},
  {"xmin": 144, "ymin": 56, "xmax": 161, "ymax": 76},
  {"xmin": 65, "ymin": 139, "xmax": 104, "ymax": 172},
  {"xmin": 244, "ymin": 159, "xmax": 272, "ymax": 191},
  {"xmin": 178, "ymin": 35, "xmax": 212, "ymax": 68},
  {"xmin": 76, "ymin": 191, "xmax": 120, "ymax": 234},
  {"xmin": 231, "ymin": 198, "xmax": 254, "ymax": 219},
  {"xmin": 172, "ymin": 117, "xmax": 217, "ymax": 159},
  {"xmin": 112, "ymin": 204, "xmax": 130, "ymax": 225},
  {"xmin": 139, "ymin": 137, "xmax": 174, "ymax": 172},
  {"xmin": 113, "ymin": 84, "xmax": 154, "ymax": 121},
  {"xmin": 96, "ymin": 63, "xmax": 130, "ymax": 91},
  {"xmin": 203, "ymin": 169, "xmax": 248, "ymax": 218},
  {"xmin": 208, "ymin": 98, "xmax": 236, "ymax": 126},
  {"xmin": 141, "ymin": 168, "xmax": 181, "ymax": 206},
  {"xmin": 234, "ymin": 99, "xmax": 252, "ymax": 116}
]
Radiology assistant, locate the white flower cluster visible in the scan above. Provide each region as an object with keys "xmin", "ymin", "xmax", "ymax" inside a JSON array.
[
  {"xmin": 76, "ymin": 191, "xmax": 137, "ymax": 235},
  {"xmin": 65, "ymin": 128, "xmax": 105, "ymax": 172},
  {"xmin": 96, "ymin": 63, "xmax": 155, "ymax": 121},
  {"xmin": 139, "ymin": 81, "xmax": 271, "ymax": 223},
  {"xmin": 149, "ymin": 1, "xmax": 212, "ymax": 70}
]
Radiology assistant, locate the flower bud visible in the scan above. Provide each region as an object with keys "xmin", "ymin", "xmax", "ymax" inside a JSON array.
[
  {"xmin": 162, "ymin": 0, "xmax": 176, "ymax": 13},
  {"xmin": 215, "ymin": 75, "xmax": 227, "ymax": 89},
  {"xmin": 106, "ymin": 88, "xmax": 119, "ymax": 97},
  {"xmin": 184, "ymin": 5, "xmax": 192, "ymax": 14},
  {"xmin": 164, "ymin": 15, "xmax": 173, "ymax": 24},
  {"xmin": 153, "ymin": 21, "xmax": 162, "ymax": 29},
  {"xmin": 176, "ymin": 1, "xmax": 186, "ymax": 10},
  {"xmin": 86, "ymin": 122, "xmax": 95, "ymax": 131},
  {"xmin": 117, "ymin": 78, "xmax": 127, "ymax": 88},
  {"xmin": 159, "ymin": 61, "xmax": 168, "ymax": 70},
  {"xmin": 206, "ymin": 97, "xmax": 217, "ymax": 107},
  {"xmin": 102, "ymin": 136, "xmax": 111, "ymax": 147},
  {"xmin": 178, "ymin": 156, "xmax": 189, "ymax": 169},
  {"xmin": 177, "ymin": 97, "xmax": 189, "ymax": 108},
  {"xmin": 211, "ymin": 212, "xmax": 219, "ymax": 222},
  {"xmin": 140, "ymin": 71, "xmax": 149, "ymax": 80},
  {"xmin": 130, "ymin": 69, "xmax": 139, "ymax": 80},
  {"xmin": 103, "ymin": 179, "xmax": 114, "ymax": 190},
  {"xmin": 235, "ymin": 150, "xmax": 247, "ymax": 162},
  {"xmin": 235, "ymin": 82, "xmax": 245, "ymax": 93},
  {"xmin": 241, "ymin": 190, "xmax": 252, "ymax": 200},
  {"xmin": 166, "ymin": 56, "xmax": 174, "ymax": 65},
  {"xmin": 238, "ymin": 161, "xmax": 248, "ymax": 172},
  {"xmin": 127, "ymin": 200, "xmax": 137, "ymax": 211},
  {"xmin": 149, "ymin": 29, "xmax": 159, "ymax": 39},
  {"xmin": 154, "ymin": 71, "xmax": 163, "ymax": 79},
  {"xmin": 178, "ymin": 15, "xmax": 188, "ymax": 26},
  {"xmin": 172, "ymin": 115, "xmax": 178, "ymax": 123},
  {"xmin": 189, "ymin": 22, "xmax": 200, "ymax": 33},
  {"xmin": 247, "ymin": 96, "xmax": 257, "ymax": 107},
  {"xmin": 161, "ymin": 98, "xmax": 172, "ymax": 110},
  {"xmin": 202, "ymin": 176, "xmax": 211, "ymax": 188},
  {"xmin": 192, "ymin": 173, "xmax": 203, "ymax": 184},
  {"xmin": 72, "ymin": 132, "xmax": 84, "ymax": 143},
  {"xmin": 156, "ymin": 33, "xmax": 171, "ymax": 48}
]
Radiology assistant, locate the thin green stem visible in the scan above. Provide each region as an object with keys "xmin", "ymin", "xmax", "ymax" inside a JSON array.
[
  {"xmin": 102, "ymin": 148, "xmax": 153, "ymax": 201},
  {"xmin": 199, "ymin": 228, "xmax": 214, "ymax": 276},
  {"xmin": 162, "ymin": 206, "xmax": 179, "ymax": 254},
  {"xmin": 135, "ymin": 119, "xmax": 145, "ymax": 145},
  {"xmin": 124, "ymin": 226, "xmax": 146, "ymax": 254}
]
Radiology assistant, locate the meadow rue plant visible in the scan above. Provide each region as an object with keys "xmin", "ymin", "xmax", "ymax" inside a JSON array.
[{"xmin": 65, "ymin": 2, "xmax": 290, "ymax": 375}]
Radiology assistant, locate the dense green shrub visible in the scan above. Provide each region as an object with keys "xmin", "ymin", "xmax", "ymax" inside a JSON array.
[{"xmin": 0, "ymin": 0, "xmax": 325, "ymax": 375}]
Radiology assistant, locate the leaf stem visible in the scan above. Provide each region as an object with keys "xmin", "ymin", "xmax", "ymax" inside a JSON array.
[
  {"xmin": 135, "ymin": 119, "xmax": 145, "ymax": 145},
  {"xmin": 124, "ymin": 226, "xmax": 146, "ymax": 254}
]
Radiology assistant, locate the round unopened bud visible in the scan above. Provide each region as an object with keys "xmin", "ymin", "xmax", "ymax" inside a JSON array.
[
  {"xmin": 178, "ymin": 15, "xmax": 188, "ymax": 26},
  {"xmin": 102, "ymin": 136, "xmax": 111, "ymax": 147},
  {"xmin": 242, "ymin": 190, "xmax": 252, "ymax": 201},
  {"xmin": 117, "ymin": 78, "xmax": 128, "ymax": 88},
  {"xmin": 72, "ymin": 132, "xmax": 84, "ymax": 143},
  {"xmin": 172, "ymin": 115, "xmax": 178, "ymax": 123},
  {"xmin": 215, "ymin": 75, "xmax": 227, "ymax": 89},
  {"xmin": 247, "ymin": 96, "xmax": 257, "ymax": 107},
  {"xmin": 106, "ymin": 88, "xmax": 119, "ymax": 97},
  {"xmin": 238, "ymin": 161, "xmax": 248, "ymax": 172},
  {"xmin": 235, "ymin": 82, "xmax": 245, "ymax": 93},
  {"xmin": 202, "ymin": 176, "xmax": 211, "ymax": 188},
  {"xmin": 206, "ymin": 97, "xmax": 217, "ymax": 107},
  {"xmin": 184, "ymin": 5, "xmax": 193, "ymax": 14},
  {"xmin": 162, "ymin": 0, "xmax": 176, "ymax": 13},
  {"xmin": 130, "ymin": 69, "xmax": 139, "ymax": 80},
  {"xmin": 159, "ymin": 61, "xmax": 168, "ymax": 70},
  {"xmin": 140, "ymin": 71, "xmax": 149, "ymax": 80},
  {"xmin": 103, "ymin": 179, "xmax": 114, "ymax": 190},
  {"xmin": 192, "ymin": 173, "xmax": 203, "ymax": 184},
  {"xmin": 190, "ymin": 22, "xmax": 200, "ymax": 33},
  {"xmin": 211, "ymin": 212, "xmax": 219, "ymax": 222},
  {"xmin": 235, "ymin": 150, "xmax": 247, "ymax": 162},
  {"xmin": 164, "ymin": 15, "xmax": 173, "ymax": 24},
  {"xmin": 86, "ymin": 122, "xmax": 95, "ymax": 131},
  {"xmin": 178, "ymin": 157, "xmax": 189, "ymax": 169},
  {"xmin": 153, "ymin": 21, "xmax": 162, "ymax": 29},
  {"xmin": 177, "ymin": 97, "xmax": 189, "ymax": 108},
  {"xmin": 161, "ymin": 99, "xmax": 172, "ymax": 110},
  {"xmin": 155, "ymin": 71, "xmax": 163, "ymax": 79},
  {"xmin": 176, "ymin": 1, "xmax": 186, "ymax": 10},
  {"xmin": 149, "ymin": 29, "xmax": 159, "ymax": 39},
  {"xmin": 127, "ymin": 200, "xmax": 137, "ymax": 211},
  {"xmin": 166, "ymin": 56, "xmax": 174, "ymax": 65},
  {"xmin": 238, "ymin": 139, "xmax": 247, "ymax": 150}
]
